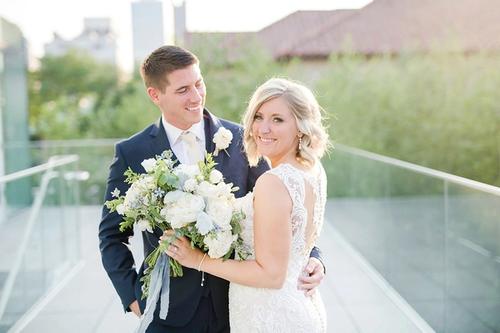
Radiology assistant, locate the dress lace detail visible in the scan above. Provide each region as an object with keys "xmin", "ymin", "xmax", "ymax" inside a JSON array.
[{"xmin": 229, "ymin": 163, "xmax": 327, "ymax": 332}]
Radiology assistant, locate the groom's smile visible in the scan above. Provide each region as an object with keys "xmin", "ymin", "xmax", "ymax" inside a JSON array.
[{"xmin": 186, "ymin": 106, "xmax": 202, "ymax": 112}]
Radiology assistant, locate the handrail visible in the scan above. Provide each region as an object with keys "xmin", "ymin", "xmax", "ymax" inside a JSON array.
[
  {"xmin": 0, "ymin": 155, "xmax": 79, "ymax": 321},
  {"xmin": 335, "ymin": 144, "xmax": 500, "ymax": 196},
  {"xmin": 3, "ymin": 142, "xmax": 498, "ymax": 195},
  {"xmin": 0, "ymin": 155, "xmax": 78, "ymax": 183},
  {"xmin": 0, "ymin": 138, "xmax": 121, "ymax": 149}
]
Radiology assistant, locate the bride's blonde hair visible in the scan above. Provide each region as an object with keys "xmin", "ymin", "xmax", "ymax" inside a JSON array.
[{"xmin": 242, "ymin": 78, "xmax": 330, "ymax": 167}]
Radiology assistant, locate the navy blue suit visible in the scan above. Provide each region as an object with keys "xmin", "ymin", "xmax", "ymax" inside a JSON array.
[{"xmin": 99, "ymin": 110, "xmax": 323, "ymax": 332}]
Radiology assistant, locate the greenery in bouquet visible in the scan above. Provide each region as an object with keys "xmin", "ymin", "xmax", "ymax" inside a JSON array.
[{"xmin": 105, "ymin": 150, "xmax": 250, "ymax": 299}]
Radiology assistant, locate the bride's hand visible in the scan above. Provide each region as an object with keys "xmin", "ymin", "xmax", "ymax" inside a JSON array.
[{"xmin": 162, "ymin": 230, "xmax": 205, "ymax": 270}]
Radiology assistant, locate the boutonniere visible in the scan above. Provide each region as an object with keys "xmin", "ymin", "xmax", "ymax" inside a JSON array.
[{"xmin": 213, "ymin": 127, "xmax": 233, "ymax": 156}]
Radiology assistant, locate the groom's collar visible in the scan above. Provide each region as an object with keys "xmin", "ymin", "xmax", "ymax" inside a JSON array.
[
  {"xmin": 161, "ymin": 115, "xmax": 204, "ymax": 145},
  {"xmin": 149, "ymin": 109, "xmax": 222, "ymax": 152}
]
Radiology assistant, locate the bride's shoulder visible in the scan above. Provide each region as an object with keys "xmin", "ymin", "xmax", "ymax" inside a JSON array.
[
  {"xmin": 255, "ymin": 171, "xmax": 286, "ymax": 191},
  {"xmin": 266, "ymin": 162, "xmax": 311, "ymax": 182},
  {"xmin": 254, "ymin": 172, "xmax": 289, "ymax": 201},
  {"xmin": 266, "ymin": 163, "xmax": 298, "ymax": 177},
  {"xmin": 253, "ymin": 173, "xmax": 292, "ymax": 212}
]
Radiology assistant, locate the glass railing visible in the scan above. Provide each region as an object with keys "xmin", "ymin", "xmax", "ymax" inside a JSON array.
[
  {"xmin": 324, "ymin": 144, "xmax": 500, "ymax": 333},
  {"xmin": 2, "ymin": 139, "xmax": 498, "ymax": 332},
  {"xmin": 3, "ymin": 140, "xmax": 117, "ymax": 205},
  {"xmin": 0, "ymin": 155, "xmax": 82, "ymax": 332}
]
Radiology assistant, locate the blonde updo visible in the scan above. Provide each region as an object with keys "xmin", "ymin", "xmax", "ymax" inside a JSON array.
[{"xmin": 242, "ymin": 78, "xmax": 330, "ymax": 167}]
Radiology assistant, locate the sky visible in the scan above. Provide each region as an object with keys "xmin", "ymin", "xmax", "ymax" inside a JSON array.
[{"xmin": 1, "ymin": 0, "xmax": 372, "ymax": 71}]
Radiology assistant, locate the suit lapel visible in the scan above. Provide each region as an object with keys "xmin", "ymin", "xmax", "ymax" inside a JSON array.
[
  {"xmin": 148, "ymin": 118, "xmax": 180, "ymax": 164},
  {"xmin": 150, "ymin": 111, "xmax": 221, "ymax": 165},
  {"xmin": 203, "ymin": 109, "xmax": 226, "ymax": 168}
]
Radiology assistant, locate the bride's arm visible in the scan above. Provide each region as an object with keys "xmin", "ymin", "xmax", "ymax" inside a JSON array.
[{"xmin": 167, "ymin": 173, "xmax": 292, "ymax": 289}]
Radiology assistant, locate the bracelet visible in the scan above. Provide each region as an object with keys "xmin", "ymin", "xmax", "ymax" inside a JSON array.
[
  {"xmin": 198, "ymin": 253, "xmax": 208, "ymax": 287},
  {"xmin": 198, "ymin": 253, "xmax": 208, "ymax": 272}
]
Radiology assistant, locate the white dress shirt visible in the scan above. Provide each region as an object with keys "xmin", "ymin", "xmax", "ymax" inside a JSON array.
[{"xmin": 161, "ymin": 115, "xmax": 205, "ymax": 164}]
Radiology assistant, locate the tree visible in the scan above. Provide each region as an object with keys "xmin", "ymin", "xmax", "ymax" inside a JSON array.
[
  {"xmin": 29, "ymin": 50, "xmax": 119, "ymax": 139},
  {"xmin": 88, "ymin": 78, "xmax": 158, "ymax": 138}
]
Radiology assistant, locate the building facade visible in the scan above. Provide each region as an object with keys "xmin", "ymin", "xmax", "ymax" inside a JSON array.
[
  {"xmin": 44, "ymin": 18, "xmax": 117, "ymax": 64},
  {"xmin": 131, "ymin": 0, "xmax": 165, "ymax": 66}
]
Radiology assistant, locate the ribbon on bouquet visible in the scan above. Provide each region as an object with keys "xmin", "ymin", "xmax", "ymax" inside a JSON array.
[{"xmin": 136, "ymin": 253, "xmax": 171, "ymax": 333}]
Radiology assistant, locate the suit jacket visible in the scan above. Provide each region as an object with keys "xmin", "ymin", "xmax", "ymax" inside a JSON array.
[{"xmin": 98, "ymin": 109, "xmax": 323, "ymax": 327}]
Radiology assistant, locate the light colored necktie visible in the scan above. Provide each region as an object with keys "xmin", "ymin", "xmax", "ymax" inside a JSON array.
[{"xmin": 180, "ymin": 131, "xmax": 203, "ymax": 164}]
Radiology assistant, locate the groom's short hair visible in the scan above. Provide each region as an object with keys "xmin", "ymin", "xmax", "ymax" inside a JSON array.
[{"xmin": 141, "ymin": 45, "xmax": 199, "ymax": 92}]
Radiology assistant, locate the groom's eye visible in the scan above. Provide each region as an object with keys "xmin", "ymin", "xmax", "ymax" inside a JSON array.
[{"xmin": 176, "ymin": 87, "xmax": 188, "ymax": 94}]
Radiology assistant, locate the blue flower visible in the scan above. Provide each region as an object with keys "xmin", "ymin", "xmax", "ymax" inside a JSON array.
[{"xmin": 153, "ymin": 188, "xmax": 165, "ymax": 199}]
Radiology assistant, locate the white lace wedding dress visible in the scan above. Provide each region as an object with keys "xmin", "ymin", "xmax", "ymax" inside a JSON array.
[{"xmin": 229, "ymin": 163, "xmax": 327, "ymax": 333}]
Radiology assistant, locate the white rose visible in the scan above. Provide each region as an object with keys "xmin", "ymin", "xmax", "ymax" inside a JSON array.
[
  {"xmin": 123, "ymin": 185, "xmax": 141, "ymax": 210},
  {"xmin": 121, "ymin": 175, "xmax": 157, "ymax": 212},
  {"xmin": 195, "ymin": 211, "xmax": 214, "ymax": 235},
  {"xmin": 161, "ymin": 192, "xmax": 205, "ymax": 228},
  {"xmin": 163, "ymin": 190, "xmax": 185, "ymax": 204},
  {"xmin": 137, "ymin": 219, "xmax": 153, "ymax": 233},
  {"xmin": 183, "ymin": 178, "xmax": 198, "ymax": 192},
  {"xmin": 196, "ymin": 181, "xmax": 220, "ymax": 198},
  {"xmin": 213, "ymin": 127, "xmax": 233, "ymax": 156},
  {"xmin": 206, "ymin": 198, "xmax": 233, "ymax": 231},
  {"xmin": 141, "ymin": 175, "xmax": 156, "ymax": 190},
  {"xmin": 174, "ymin": 164, "xmax": 201, "ymax": 189},
  {"xmin": 233, "ymin": 192, "xmax": 254, "ymax": 246},
  {"xmin": 140, "ymin": 194, "xmax": 151, "ymax": 206},
  {"xmin": 204, "ymin": 230, "xmax": 237, "ymax": 258},
  {"xmin": 141, "ymin": 158, "xmax": 157, "ymax": 173},
  {"xmin": 209, "ymin": 169, "xmax": 223, "ymax": 184},
  {"xmin": 216, "ymin": 182, "xmax": 234, "ymax": 199},
  {"xmin": 116, "ymin": 203, "xmax": 126, "ymax": 215},
  {"xmin": 174, "ymin": 163, "xmax": 200, "ymax": 179}
]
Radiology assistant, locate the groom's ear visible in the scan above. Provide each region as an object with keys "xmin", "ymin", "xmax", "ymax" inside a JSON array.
[{"xmin": 147, "ymin": 87, "xmax": 160, "ymax": 105}]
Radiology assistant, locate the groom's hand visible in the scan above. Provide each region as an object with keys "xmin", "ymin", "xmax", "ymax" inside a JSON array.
[
  {"xmin": 298, "ymin": 257, "xmax": 325, "ymax": 296},
  {"xmin": 129, "ymin": 300, "xmax": 141, "ymax": 317}
]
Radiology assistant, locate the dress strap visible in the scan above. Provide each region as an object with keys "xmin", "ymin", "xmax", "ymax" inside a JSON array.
[{"xmin": 266, "ymin": 164, "xmax": 305, "ymax": 212}]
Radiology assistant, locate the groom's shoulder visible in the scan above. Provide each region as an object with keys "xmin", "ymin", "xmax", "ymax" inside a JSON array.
[
  {"xmin": 217, "ymin": 117, "xmax": 243, "ymax": 137},
  {"xmin": 116, "ymin": 123, "xmax": 156, "ymax": 150}
]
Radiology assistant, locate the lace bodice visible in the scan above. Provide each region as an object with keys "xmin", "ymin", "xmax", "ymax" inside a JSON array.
[
  {"xmin": 270, "ymin": 163, "xmax": 326, "ymax": 257},
  {"xmin": 229, "ymin": 162, "xmax": 327, "ymax": 333}
]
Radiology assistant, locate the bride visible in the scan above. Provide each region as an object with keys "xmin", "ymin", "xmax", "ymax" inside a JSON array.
[{"xmin": 166, "ymin": 78, "xmax": 329, "ymax": 332}]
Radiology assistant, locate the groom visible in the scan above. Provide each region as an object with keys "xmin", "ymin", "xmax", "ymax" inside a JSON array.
[{"xmin": 98, "ymin": 45, "xmax": 325, "ymax": 332}]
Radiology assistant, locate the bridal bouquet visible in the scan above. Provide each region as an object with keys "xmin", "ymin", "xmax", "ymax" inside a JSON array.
[{"xmin": 105, "ymin": 149, "xmax": 249, "ymax": 299}]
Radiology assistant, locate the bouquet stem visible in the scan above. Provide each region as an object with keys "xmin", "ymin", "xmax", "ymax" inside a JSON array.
[
  {"xmin": 158, "ymin": 234, "xmax": 184, "ymax": 277},
  {"xmin": 169, "ymin": 258, "xmax": 183, "ymax": 277}
]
